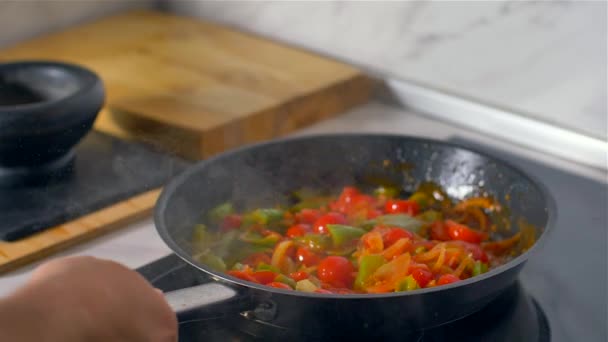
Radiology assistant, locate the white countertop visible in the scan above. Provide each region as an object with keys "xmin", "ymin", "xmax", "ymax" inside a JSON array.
[{"xmin": 0, "ymin": 101, "xmax": 604, "ymax": 296}]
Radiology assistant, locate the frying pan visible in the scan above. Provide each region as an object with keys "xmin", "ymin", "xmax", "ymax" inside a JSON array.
[{"xmin": 155, "ymin": 134, "xmax": 556, "ymax": 339}]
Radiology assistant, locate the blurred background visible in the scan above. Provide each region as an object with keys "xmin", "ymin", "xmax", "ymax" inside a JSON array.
[{"xmin": 1, "ymin": 0, "xmax": 605, "ymax": 141}]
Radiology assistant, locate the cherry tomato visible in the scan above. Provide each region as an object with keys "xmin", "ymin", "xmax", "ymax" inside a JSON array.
[
  {"xmin": 266, "ymin": 282, "xmax": 292, "ymax": 290},
  {"xmin": 317, "ymin": 256, "xmax": 355, "ymax": 288},
  {"xmin": 437, "ymin": 274, "xmax": 460, "ymax": 286},
  {"xmin": 251, "ymin": 271, "xmax": 278, "ymax": 284},
  {"xmin": 295, "ymin": 247, "xmax": 320, "ymax": 266},
  {"xmin": 430, "ymin": 221, "xmax": 450, "ymax": 241},
  {"xmin": 296, "ymin": 209, "xmax": 322, "ymax": 225},
  {"xmin": 338, "ymin": 187, "xmax": 360, "ymax": 204},
  {"xmin": 384, "ymin": 200, "xmax": 419, "ymax": 216},
  {"xmin": 330, "ymin": 187, "xmax": 360, "ymax": 212},
  {"xmin": 445, "ymin": 220, "xmax": 487, "ymax": 244},
  {"xmin": 348, "ymin": 195, "xmax": 376, "ymax": 218},
  {"xmin": 410, "ymin": 267, "xmax": 433, "ymax": 288},
  {"xmin": 313, "ymin": 212, "xmax": 346, "ymax": 234},
  {"xmin": 383, "ymin": 227, "xmax": 414, "ymax": 247},
  {"xmin": 227, "ymin": 270, "xmax": 256, "ymax": 283},
  {"xmin": 286, "ymin": 224, "xmax": 310, "ymax": 238},
  {"xmin": 454, "ymin": 241, "xmax": 489, "ymax": 263},
  {"xmin": 221, "ymin": 214, "xmax": 242, "ymax": 231},
  {"xmin": 289, "ymin": 271, "xmax": 309, "ymax": 281}
]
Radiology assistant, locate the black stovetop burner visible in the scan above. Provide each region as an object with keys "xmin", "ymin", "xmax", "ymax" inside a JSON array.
[{"xmin": 137, "ymin": 253, "xmax": 549, "ymax": 342}]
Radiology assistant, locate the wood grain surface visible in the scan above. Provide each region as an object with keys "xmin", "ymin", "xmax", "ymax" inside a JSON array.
[
  {"xmin": 1, "ymin": 9, "xmax": 374, "ymax": 159},
  {"xmin": 0, "ymin": 9, "xmax": 373, "ymax": 272},
  {"xmin": 0, "ymin": 189, "xmax": 160, "ymax": 274}
]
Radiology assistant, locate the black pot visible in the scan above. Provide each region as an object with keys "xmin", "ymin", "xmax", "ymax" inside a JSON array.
[{"xmin": 0, "ymin": 61, "xmax": 104, "ymax": 186}]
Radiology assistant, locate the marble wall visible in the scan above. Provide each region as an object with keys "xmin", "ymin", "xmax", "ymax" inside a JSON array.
[
  {"xmin": 166, "ymin": 1, "xmax": 607, "ymax": 140},
  {"xmin": 1, "ymin": 1, "xmax": 606, "ymax": 140}
]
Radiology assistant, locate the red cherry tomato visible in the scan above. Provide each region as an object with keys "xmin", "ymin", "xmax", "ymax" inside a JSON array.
[
  {"xmin": 445, "ymin": 220, "xmax": 487, "ymax": 244},
  {"xmin": 286, "ymin": 224, "xmax": 310, "ymax": 238},
  {"xmin": 330, "ymin": 187, "xmax": 360, "ymax": 212},
  {"xmin": 296, "ymin": 209, "xmax": 322, "ymax": 225},
  {"xmin": 338, "ymin": 187, "xmax": 360, "ymax": 204},
  {"xmin": 430, "ymin": 221, "xmax": 450, "ymax": 241},
  {"xmin": 383, "ymin": 227, "xmax": 414, "ymax": 247},
  {"xmin": 453, "ymin": 241, "xmax": 489, "ymax": 263},
  {"xmin": 227, "ymin": 270, "xmax": 256, "ymax": 283},
  {"xmin": 289, "ymin": 271, "xmax": 309, "ymax": 281},
  {"xmin": 266, "ymin": 282, "xmax": 292, "ymax": 290},
  {"xmin": 221, "ymin": 214, "xmax": 242, "ymax": 231},
  {"xmin": 384, "ymin": 200, "xmax": 419, "ymax": 216},
  {"xmin": 313, "ymin": 212, "xmax": 346, "ymax": 234},
  {"xmin": 410, "ymin": 267, "xmax": 433, "ymax": 288},
  {"xmin": 317, "ymin": 256, "xmax": 354, "ymax": 288},
  {"xmin": 437, "ymin": 274, "xmax": 460, "ymax": 286},
  {"xmin": 295, "ymin": 247, "xmax": 320, "ymax": 266},
  {"xmin": 251, "ymin": 271, "xmax": 278, "ymax": 284}
]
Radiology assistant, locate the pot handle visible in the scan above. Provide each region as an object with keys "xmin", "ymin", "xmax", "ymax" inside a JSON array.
[{"xmin": 164, "ymin": 283, "xmax": 248, "ymax": 322}]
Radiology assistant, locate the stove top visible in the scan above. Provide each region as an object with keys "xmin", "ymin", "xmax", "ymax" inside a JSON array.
[
  {"xmin": 138, "ymin": 253, "xmax": 549, "ymax": 342},
  {"xmin": 137, "ymin": 137, "xmax": 607, "ymax": 341}
]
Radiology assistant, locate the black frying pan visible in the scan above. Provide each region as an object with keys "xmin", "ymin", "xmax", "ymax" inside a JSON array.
[{"xmin": 155, "ymin": 134, "xmax": 556, "ymax": 339}]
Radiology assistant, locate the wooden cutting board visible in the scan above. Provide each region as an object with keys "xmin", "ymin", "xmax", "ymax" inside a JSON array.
[
  {"xmin": 1, "ymin": 10, "xmax": 374, "ymax": 159},
  {"xmin": 0, "ymin": 10, "xmax": 372, "ymax": 272}
]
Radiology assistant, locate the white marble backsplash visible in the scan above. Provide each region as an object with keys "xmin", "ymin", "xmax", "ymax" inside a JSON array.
[
  {"xmin": 167, "ymin": 1, "xmax": 607, "ymax": 140},
  {"xmin": 1, "ymin": 1, "xmax": 605, "ymax": 140}
]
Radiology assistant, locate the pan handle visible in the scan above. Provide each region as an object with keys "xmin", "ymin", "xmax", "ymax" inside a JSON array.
[{"xmin": 164, "ymin": 283, "xmax": 248, "ymax": 322}]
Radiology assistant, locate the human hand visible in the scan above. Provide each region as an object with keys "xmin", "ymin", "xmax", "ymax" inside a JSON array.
[{"xmin": 1, "ymin": 256, "xmax": 177, "ymax": 342}]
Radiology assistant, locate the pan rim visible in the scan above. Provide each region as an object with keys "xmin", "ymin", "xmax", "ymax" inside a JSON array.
[{"xmin": 154, "ymin": 133, "xmax": 558, "ymax": 299}]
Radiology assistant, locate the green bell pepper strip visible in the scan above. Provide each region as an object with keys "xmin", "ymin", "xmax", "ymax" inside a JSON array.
[
  {"xmin": 195, "ymin": 253, "xmax": 226, "ymax": 272},
  {"xmin": 354, "ymin": 254, "xmax": 386, "ymax": 290},
  {"xmin": 208, "ymin": 202, "xmax": 234, "ymax": 222},
  {"xmin": 409, "ymin": 192, "xmax": 430, "ymax": 207},
  {"xmin": 327, "ymin": 224, "xmax": 366, "ymax": 247},
  {"xmin": 416, "ymin": 210, "xmax": 443, "ymax": 223},
  {"xmin": 473, "ymin": 261, "xmax": 489, "ymax": 276},
  {"xmin": 274, "ymin": 274, "xmax": 296, "ymax": 288},
  {"xmin": 396, "ymin": 275, "xmax": 419, "ymax": 292},
  {"xmin": 295, "ymin": 234, "xmax": 331, "ymax": 252},
  {"xmin": 373, "ymin": 186, "xmax": 399, "ymax": 198},
  {"xmin": 363, "ymin": 214, "xmax": 423, "ymax": 232},
  {"xmin": 212, "ymin": 230, "xmax": 239, "ymax": 258},
  {"xmin": 256, "ymin": 263, "xmax": 281, "ymax": 273},
  {"xmin": 239, "ymin": 231, "xmax": 281, "ymax": 247},
  {"xmin": 245, "ymin": 208, "xmax": 284, "ymax": 225},
  {"xmin": 192, "ymin": 224, "xmax": 209, "ymax": 250}
]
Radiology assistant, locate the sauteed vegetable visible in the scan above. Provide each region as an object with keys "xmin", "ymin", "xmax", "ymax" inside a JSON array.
[{"xmin": 191, "ymin": 184, "xmax": 531, "ymax": 294}]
